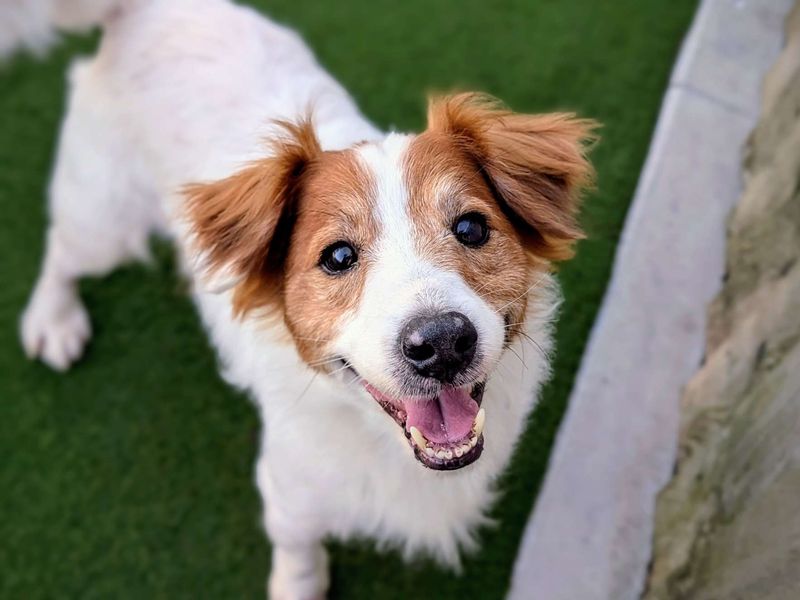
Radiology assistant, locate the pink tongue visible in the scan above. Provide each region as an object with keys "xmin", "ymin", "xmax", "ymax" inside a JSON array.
[{"xmin": 403, "ymin": 388, "xmax": 479, "ymax": 443}]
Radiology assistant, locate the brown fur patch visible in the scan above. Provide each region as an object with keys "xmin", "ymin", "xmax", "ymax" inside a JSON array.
[
  {"xmin": 184, "ymin": 120, "xmax": 377, "ymax": 366},
  {"xmin": 426, "ymin": 92, "xmax": 597, "ymax": 262},
  {"xmin": 282, "ymin": 151, "xmax": 377, "ymax": 364},
  {"xmin": 184, "ymin": 118, "xmax": 321, "ymax": 315}
]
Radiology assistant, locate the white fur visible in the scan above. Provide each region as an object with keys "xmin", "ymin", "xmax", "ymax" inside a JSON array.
[{"xmin": 12, "ymin": 1, "xmax": 558, "ymax": 597}]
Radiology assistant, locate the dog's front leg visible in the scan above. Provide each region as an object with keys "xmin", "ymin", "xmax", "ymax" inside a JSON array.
[
  {"xmin": 257, "ymin": 453, "xmax": 329, "ymax": 600},
  {"xmin": 268, "ymin": 541, "xmax": 329, "ymax": 600}
]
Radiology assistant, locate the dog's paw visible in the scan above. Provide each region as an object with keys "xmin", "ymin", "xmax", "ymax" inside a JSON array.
[
  {"xmin": 20, "ymin": 284, "xmax": 91, "ymax": 372},
  {"xmin": 268, "ymin": 569, "xmax": 328, "ymax": 600},
  {"xmin": 268, "ymin": 546, "xmax": 329, "ymax": 600}
]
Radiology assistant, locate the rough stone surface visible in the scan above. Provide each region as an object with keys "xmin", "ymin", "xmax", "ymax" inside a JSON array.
[
  {"xmin": 644, "ymin": 5, "xmax": 800, "ymax": 598},
  {"xmin": 507, "ymin": 1, "xmax": 795, "ymax": 599}
]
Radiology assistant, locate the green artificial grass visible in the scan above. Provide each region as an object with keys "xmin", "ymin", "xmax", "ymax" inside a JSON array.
[{"xmin": 0, "ymin": 1, "xmax": 697, "ymax": 598}]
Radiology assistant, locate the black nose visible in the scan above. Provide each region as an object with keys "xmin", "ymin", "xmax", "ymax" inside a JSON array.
[{"xmin": 400, "ymin": 311, "xmax": 478, "ymax": 382}]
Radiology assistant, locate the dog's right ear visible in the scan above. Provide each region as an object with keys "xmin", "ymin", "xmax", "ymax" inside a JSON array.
[{"xmin": 184, "ymin": 119, "xmax": 320, "ymax": 315}]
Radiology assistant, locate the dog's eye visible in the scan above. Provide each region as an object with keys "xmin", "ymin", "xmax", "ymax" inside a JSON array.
[
  {"xmin": 320, "ymin": 241, "xmax": 358, "ymax": 274},
  {"xmin": 453, "ymin": 212, "xmax": 489, "ymax": 247}
]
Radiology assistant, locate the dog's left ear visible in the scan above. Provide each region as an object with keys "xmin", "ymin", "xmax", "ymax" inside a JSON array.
[
  {"xmin": 428, "ymin": 93, "xmax": 597, "ymax": 261},
  {"xmin": 184, "ymin": 119, "xmax": 320, "ymax": 315}
]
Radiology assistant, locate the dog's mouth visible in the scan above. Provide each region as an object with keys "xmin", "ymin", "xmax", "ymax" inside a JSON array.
[{"xmin": 362, "ymin": 378, "xmax": 486, "ymax": 471}]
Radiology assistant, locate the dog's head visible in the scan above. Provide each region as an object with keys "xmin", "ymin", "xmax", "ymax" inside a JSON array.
[{"xmin": 186, "ymin": 93, "xmax": 595, "ymax": 470}]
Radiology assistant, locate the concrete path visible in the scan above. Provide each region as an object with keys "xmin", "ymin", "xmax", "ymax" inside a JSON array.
[{"xmin": 508, "ymin": 1, "xmax": 795, "ymax": 599}]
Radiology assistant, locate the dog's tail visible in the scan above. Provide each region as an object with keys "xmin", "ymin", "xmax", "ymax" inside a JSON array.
[{"xmin": 0, "ymin": 0, "xmax": 126, "ymax": 60}]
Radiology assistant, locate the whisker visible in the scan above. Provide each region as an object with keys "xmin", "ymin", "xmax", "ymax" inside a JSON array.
[
  {"xmin": 275, "ymin": 371, "xmax": 319, "ymax": 420},
  {"xmin": 471, "ymin": 277, "xmax": 498, "ymax": 298},
  {"xmin": 507, "ymin": 346, "xmax": 528, "ymax": 370},
  {"xmin": 293, "ymin": 335, "xmax": 332, "ymax": 344},
  {"xmin": 327, "ymin": 360, "xmax": 354, "ymax": 377},
  {"xmin": 307, "ymin": 355, "xmax": 344, "ymax": 368},
  {"xmin": 517, "ymin": 331, "xmax": 547, "ymax": 358},
  {"xmin": 495, "ymin": 273, "xmax": 547, "ymax": 313},
  {"xmin": 344, "ymin": 373, "xmax": 366, "ymax": 390},
  {"xmin": 494, "ymin": 361, "xmax": 513, "ymax": 378}
]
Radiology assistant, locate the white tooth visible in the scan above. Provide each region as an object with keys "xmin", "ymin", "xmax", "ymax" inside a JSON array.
[
  {"xmin": 444, "ymin": 449, "xmax": 453, "ymax": 460},
  {"xmin": 425, "ymin": 447, "xmax": 435, "ymax": 457},
  {"xmin": 461, "ymin": 442, "xmax": 471, "ymax": 454},
  {"xmin": 469, "ymin": 435, "xmax": 478, "ymax": 448},
  {"xmin": 473, "ymin": 408, "xmax": 486, "ymax": 437},
  {"xmin": 455, "ymin": 446, "xmax": 464, "ymax": 457},
  {"xmin": 436, "ymin": 450, "xmax": 447, "ymax": 460},
  {"xmin": 409, "ymin": 426, "xmax": 427, "ymax": 449}
]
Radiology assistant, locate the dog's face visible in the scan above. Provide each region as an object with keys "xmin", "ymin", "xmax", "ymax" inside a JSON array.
[{"xmin": 187, "ymin": 93, "xmax": 595, "ymax": 470}]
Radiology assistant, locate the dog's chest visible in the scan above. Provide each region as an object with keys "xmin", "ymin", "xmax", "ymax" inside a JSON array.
[
  {"xmin": 264, "ymin": 378, "xmax": 533, "ymax": 565},
  {"xmin": 284, "ymin": 402, "xmax": 500, "ymax": 563}
]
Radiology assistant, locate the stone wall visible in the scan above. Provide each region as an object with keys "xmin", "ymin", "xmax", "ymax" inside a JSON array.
[{"xmin": 644, "ymin": 4, "xmax": 800, "ymax": 599}]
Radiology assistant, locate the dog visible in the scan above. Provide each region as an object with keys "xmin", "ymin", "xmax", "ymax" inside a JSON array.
[{"xmin": 6, "ymin": 0, "xmax": 595, "ymax": 597}]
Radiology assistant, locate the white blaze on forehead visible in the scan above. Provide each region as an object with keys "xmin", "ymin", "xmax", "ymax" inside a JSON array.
[
  {"xmin": 354, "ymin": 133, "xmax": 420, "ymax": 273},
  {"xmin": 353, "ymin": 133, "xmax": 465, "ymax": 271}
]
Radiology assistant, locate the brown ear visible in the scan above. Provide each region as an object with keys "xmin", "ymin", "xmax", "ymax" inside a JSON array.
[
  {"xmin": 427, "ymin": 92, "xmax": 597, "ymax": 261},
  {"xmin": 184, "ymin": 119, "xmax": 320, "ymax": 315}
]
